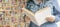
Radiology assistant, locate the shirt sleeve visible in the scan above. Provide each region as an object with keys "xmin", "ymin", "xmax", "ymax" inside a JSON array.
[
  {"xmin": 53, "ymin": 4, "xmax": 60, "ymax": 22},
  {"xmin": 45, "ymin": 0, "xmax": 60, "ymax": 22},
  {"xmin": 52, "ymin": 0, "xmax": 60, "ymax": 22}
]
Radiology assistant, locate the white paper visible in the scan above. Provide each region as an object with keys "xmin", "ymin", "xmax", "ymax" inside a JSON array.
[{"xmin": 35, "ymin": 7, "xmax": 54, "ymax": 26}]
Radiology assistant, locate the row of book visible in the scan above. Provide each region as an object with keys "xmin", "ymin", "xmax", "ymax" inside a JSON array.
[
  {"xmin": 0, "ymin": 4, "xmax": 23, "ymax": 12},
  {"xmin": 0, "ymin": 0, "xmax": 27, "ymax": 8},
  {"xmin": 0, "ymin": 8, "xmax": 30, "ymax": 27},
  {"xmin": 0, "ymin": 0, "xmax": 23, "ymax": 3}
]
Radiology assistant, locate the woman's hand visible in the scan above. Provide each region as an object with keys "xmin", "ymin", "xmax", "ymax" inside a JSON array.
[{"xmin": 46, "ymin": 16, "xmax": 55, "ymax": 22}]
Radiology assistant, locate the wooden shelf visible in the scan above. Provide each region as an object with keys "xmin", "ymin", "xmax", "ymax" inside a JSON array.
[{"xmin": 0, "ymin": 0, "xmax": 28, "ymax": 27}]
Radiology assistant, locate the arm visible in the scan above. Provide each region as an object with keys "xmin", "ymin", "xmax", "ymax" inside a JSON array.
[
  {"xmin": 53, "ymin": 5, "xmax": 60, "ymax": 22},
  {"xmin": 45, "ymin": 0, "xmax": 60, "ymax": 22},
  {"xmin": 52, "ymin": 0, "xmax": 60, "ymax": 22}
]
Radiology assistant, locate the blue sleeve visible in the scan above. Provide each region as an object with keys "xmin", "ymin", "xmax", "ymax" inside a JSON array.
[
  {"xmin": 45, "ymin": 0, "xmax": 60, "ymax": 22},
  {"xmin": 52, "ymin": 0, "xmax": 60, "ymax": 22},
  {"xmin": 53, "ymin": 5, "xmax": 60, "ymax": 22}
]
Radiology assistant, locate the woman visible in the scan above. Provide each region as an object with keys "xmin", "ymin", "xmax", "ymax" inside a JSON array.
[{"xmin": 26, "ymin": 0, "xmax": 60, "ymax": 27}]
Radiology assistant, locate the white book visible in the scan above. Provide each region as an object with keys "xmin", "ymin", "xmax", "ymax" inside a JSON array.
[
  {"xmin": 35, "ymin": 7, "xmax": 55, "ymax": 26},
  {"xmin": 22, "ymin": 7, "xmax": 55, "ymax": 26}
]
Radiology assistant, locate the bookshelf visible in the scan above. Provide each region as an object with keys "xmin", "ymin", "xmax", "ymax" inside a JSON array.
[{"xmin": 0, "ymin": 0, "xmax": 29, "ymax": 27}]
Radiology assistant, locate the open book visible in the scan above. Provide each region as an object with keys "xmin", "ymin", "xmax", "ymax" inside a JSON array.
[
  {"xmin": 35, "ymin": 7, "xmax": 55, "ymax": 26},
  {"xmin": 23, "ymin": 7, "xmax": 55, "ymax": 26}
]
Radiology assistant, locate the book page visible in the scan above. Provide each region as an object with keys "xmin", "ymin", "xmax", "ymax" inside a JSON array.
[{"xmin": 35, "ymin": 7, "xmax": 54, "ymax": 26}]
